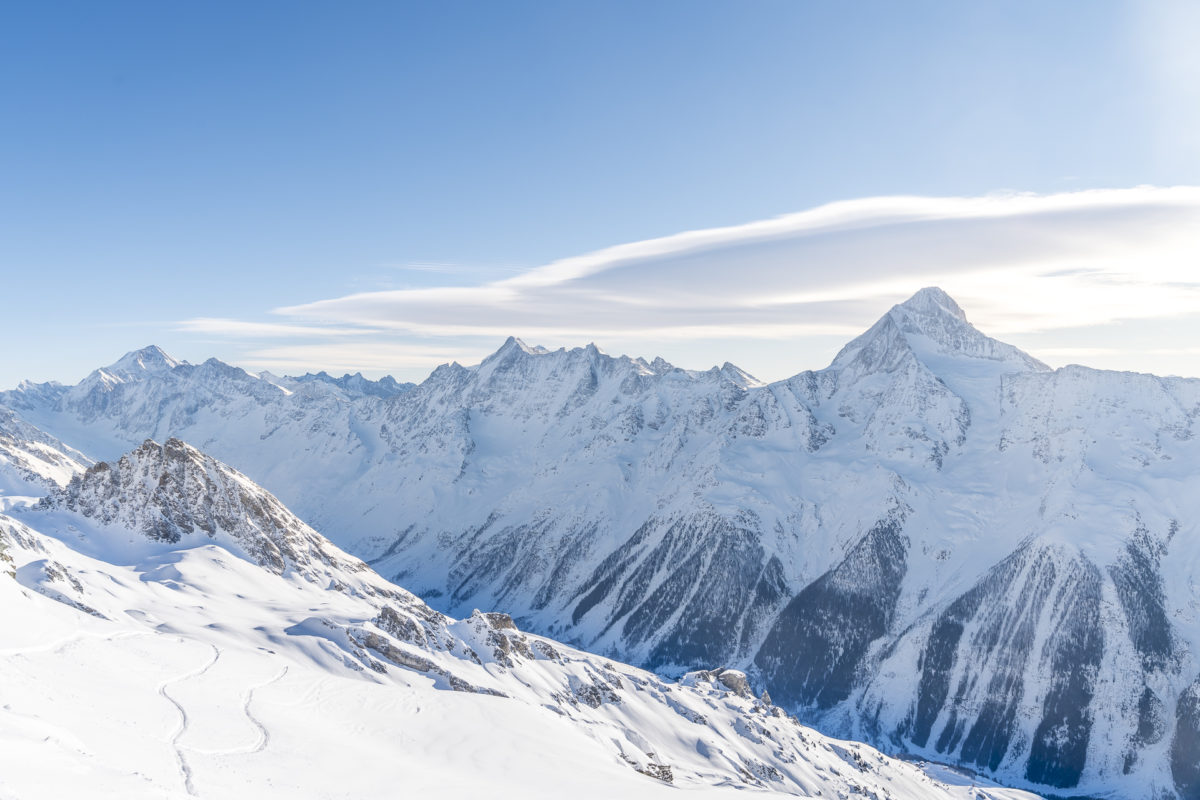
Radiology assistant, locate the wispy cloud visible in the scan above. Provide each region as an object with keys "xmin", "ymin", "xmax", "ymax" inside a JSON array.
[
  {"xmin": 178, "ymin": 318, "xmax": 381, "ymax": 338},
  {"xmin": 234, "ymin": 342, "xmax": 489, "ymax": 376},
  {"xmin": 179, "ymin": 187, "xmax": 1200, "ymax": 380}
]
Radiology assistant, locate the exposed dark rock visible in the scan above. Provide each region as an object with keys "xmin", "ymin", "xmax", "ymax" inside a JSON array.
[
  {"xmin": 754, "ymin": 514, "xmax": 908, "ymax": 709},
  {"xmin": 0, "ymin": 531, "xmax": 13, "ymax": 579},
  {"xmin": 571, "ymin": 520, "xmax": 654, "ymax": 625},
  {"xmin": 483, "ymin": 612, "xmax": 517, "ymax": 630},
  {"xmin": 374, "ymin": 605, "xmax": 430, "ymax": 647},
  {"xmin": 353, "ymin": 630, "xmax": 506, "ymax": 697},
  {"xmin": 902, "ymin": 543, "xmax": 1104, "ymax": 787},
  {"xmin": 569, "ymin": 671, "xmax": 622, "ymax": 708},
  {"xmin": 1173, "ymin": 678, "xmax": 1200, "ymax": 799},
  {"xmin": 532, "ymin": 640, "xmax": 561, "ymax": 661},
  {"xmin": 1024, "ymin": 559, "xmax": 1103, "ymax": 788},
  {"xmin": 1125, "ymin": 687, "xmax": 1167, "ymax": 773},
  {"xmin": 634, "ymin": 763, "xmax": 673, "ymax": 783},
  {"xmin": 1109, "ymin": 528, "xmax": 1177, "ymax": 672},
  {"xmin": 715, "ymin": 668, "xmax": 753, "ymax": 698}
]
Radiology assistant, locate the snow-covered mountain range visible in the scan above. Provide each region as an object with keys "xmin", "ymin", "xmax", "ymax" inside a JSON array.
[
  {"xmin": 0, "ymin": 436, "xmax": 1029, "ymax": 799},
  {"xmin": 3, "ymin": 287, "xmax": 1198, "ymax": 798}
]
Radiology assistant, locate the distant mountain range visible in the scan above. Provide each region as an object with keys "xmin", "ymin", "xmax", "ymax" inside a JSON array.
[{"xmin": 4, "ymin": 287, "xmax": 1199, "ymax": 798}]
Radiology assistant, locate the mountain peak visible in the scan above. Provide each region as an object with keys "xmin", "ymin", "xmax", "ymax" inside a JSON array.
[
  {"xmin": 894, "ymin": 287, "xmax": 967, "ymax": 322},
  {"xmin": 501, "ymin": 336, "xmax": 538, "ymax": 355},
  {"xmin": 830, "ymin": 288, "xmax": 1046, "ymax": 376},
  {"xmin": 718, "ymin": 362, "xmax": 765, "ymax": 389},
  {"xmin": 477, "ymin": 336, "xmax": 550, "ymax": 367},
  {"xmin": 39, "ymin": 437, "xmax": 365, "ymax": 580},
  {"xmin": 104, "ymin": 345, "xmax": 182, "ymax": 378}
]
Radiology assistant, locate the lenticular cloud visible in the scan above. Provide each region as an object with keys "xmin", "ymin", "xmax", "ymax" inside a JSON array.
[{"xmin": 274, "ymin": 186, "xmax": 1200, "ymax": 339}]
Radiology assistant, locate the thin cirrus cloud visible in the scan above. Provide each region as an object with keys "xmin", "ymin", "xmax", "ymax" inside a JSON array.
[
  {"xmin": 179, "ymin": 318, "xmax": 381, "ymax": 338},
  {"xmin": 233, "ymin": 343, "xmax": 487, "ymax": 376},
  {"xmin": 182, "ymin": 186, "xmax": 1200, "ymax": 381}
]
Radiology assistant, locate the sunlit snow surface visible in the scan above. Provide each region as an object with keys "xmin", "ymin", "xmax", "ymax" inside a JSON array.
[{"xmin": 0, "ymin": 482, "xmax": 1040, "ymax": 800}]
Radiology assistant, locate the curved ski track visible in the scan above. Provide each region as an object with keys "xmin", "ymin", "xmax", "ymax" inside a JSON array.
[{"xmin": 158, "ymin": 643, "xmax": 220, "ymax": 797}]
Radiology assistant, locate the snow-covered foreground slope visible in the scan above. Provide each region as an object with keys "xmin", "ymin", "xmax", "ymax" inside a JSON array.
[
  {"xmin": 0, "ymin": 439, "xmax": 1035, "ymax": 800},
  {"xmin": 5, "ymin": 288, "xmax": 1200, "ymax": 797}
]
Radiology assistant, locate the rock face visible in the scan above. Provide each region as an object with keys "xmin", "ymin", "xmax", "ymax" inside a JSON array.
[
  {"xmin": 5, "ymin": 287, "xmax": 1200, "ymax": 798},
  {"xmin": 37, "ymin": 438, "xmax": 375, "ymax": 587},
  {"xmin": 755, "ymin": 511, "xmax": 909, "ymax": 711},
  {"xmin": 893, "ymin": 542, "xmax": 1104, "ymax": 787}
]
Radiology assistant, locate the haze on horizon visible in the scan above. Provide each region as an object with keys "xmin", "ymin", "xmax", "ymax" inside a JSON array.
[{"xmin": 3, "ymin": 1, "xmax": 1199, "ymax": 386}]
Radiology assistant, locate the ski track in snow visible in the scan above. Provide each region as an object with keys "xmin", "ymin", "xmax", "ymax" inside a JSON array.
[
  {"xmin": 236, "ymin": 665, "xmax": 288, "ymax": 756},
  {"xmin": 158, "ymin": 643, "xmax": 220, "ymax": 797},
  {"xmin": 176, "ymin": 663, "xmax": 290, "ymax": 758}
]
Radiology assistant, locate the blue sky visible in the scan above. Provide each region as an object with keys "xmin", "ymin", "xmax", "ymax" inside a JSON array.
[{"xmin": 3, "ymin": 1, "xmax": 1198, "ymax": 385}]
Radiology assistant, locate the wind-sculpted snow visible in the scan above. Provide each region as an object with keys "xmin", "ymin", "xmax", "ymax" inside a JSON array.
[
  {"xmin": 4, "ymin": 287, "xmax": 1200, "ymax": 798},
  {"xmin": 0, "ymin": 446, "xmax": 1038, "ymax": 800}
]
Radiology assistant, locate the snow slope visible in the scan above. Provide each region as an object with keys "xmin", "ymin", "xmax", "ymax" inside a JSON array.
[
  {"xmin": 0, "ymin": 439, "xmax": 1037, "ymax": 800},
  {"xmin": 4, "ymin": 288, "xmax": 1200, "ymax": 797},
  {"xmin": 0, "ymin": 407, "xmax": 90, "ymax": 497}
]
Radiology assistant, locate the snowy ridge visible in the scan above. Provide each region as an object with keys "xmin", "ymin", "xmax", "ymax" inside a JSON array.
[
  {"xmin": 0, "ymin": 440, "xmax": 1036, "ymax": 800},
  {"xmin": 0, "ymin": 408, "xmax": 91, "ymax": 496},
  {"xmin": 37, "ymin": 438, "xmax": 381, "ymax": 586},
  {"xmin": 260, "ymin": 369, "xmax": 414, "ymax": 399},
  {"xmin": 3, "ymin": 288, "xmax": 1200, "ymax": 797}
]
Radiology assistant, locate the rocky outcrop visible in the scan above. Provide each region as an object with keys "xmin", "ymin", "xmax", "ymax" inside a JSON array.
[{"xmin": 35, "ymin": 438, "xmax": 390, "ymax": 593}]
